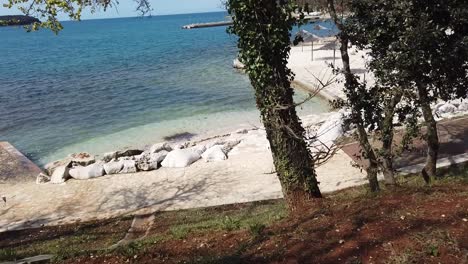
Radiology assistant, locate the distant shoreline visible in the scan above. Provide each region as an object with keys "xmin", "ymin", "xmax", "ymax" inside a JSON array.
[{"xmin": 0, "ymin": 15, "xmax": 39, "ymax": 26}]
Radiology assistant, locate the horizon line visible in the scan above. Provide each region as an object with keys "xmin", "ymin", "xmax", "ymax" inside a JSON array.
[{"xmin": 2, "ymin": 10, "xmax": 228, "ymax": 22}]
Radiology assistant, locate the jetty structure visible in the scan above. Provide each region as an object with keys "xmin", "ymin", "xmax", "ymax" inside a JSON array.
[
  {"xmin": 0, "ymin": 141, "xmax": 43, "ymax": 183},
  {"xmin": 183, "ymin": 20, "xmax": 233, "ymax": 29},
  {"xmin": 182, "ymin": 12, "xmax": 329, "ymax": 29}
]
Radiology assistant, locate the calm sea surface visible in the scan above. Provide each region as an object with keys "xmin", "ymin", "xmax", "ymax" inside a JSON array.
[{"xmin": 0, "ymin": 12, "xmax": 332, "ymax": 165}]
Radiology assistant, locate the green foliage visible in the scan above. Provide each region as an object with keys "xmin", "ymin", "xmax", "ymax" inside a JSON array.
[
  {"xmin": 167, "ymin": 201, "xmax": 286, "ymax": 236},
  {"xmin": 227, "ymin": 0, "xmax": 300, "ymax": 102},
  {"xmin": 221, "ymin": 216, "xmax": 241, "ymax": 231},
  {"xmin": 331, "ymin": 0, "xmax": 468, "ymax": 183},
  {"xmin": 0, "ymin": 248, "xmax": 18, "ymax": 262},
  {"xmin": 227, "ymin": 0, "xmax": 322, "ymax": 201},
  {"xmin": 170, "ymin": 226, "xmax": 189, "ymax": 239},
  {"xmin": 3, "ymin": 0, "xmax": 151, "ymax": 33},
  {"xmin": 248, "ymin": 222, "xmax": 266, "ymax": 238},
  {"xmin": 346, "ymin": 0, "xmax": 468, "ymax": 103},
  {"xmin": 111, "ymin": 236, "xmax": 164, "ymax": 257}
]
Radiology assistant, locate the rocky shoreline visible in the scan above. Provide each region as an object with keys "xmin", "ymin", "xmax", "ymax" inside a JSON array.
[
  {"xmin": 35, "ymin": 95, "xmax": 468, "ymax": 186},
  {"xmin": 36, "ymin": 127, "xmax": 255, "ymax": 185}
]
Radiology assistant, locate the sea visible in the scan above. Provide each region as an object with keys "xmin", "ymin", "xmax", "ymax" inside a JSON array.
[{"xmin": 0, "ymin": 12, "xmax": 335, "ymax": 165}]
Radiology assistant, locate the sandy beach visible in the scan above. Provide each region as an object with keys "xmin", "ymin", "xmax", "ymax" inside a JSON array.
[
  {"xmin": 0, "ymin": 40, "xmax": 390, "ymax": 232},
  {"xmin": 3, "ymin": 40, "xmax": 466, "ymax": 232}
]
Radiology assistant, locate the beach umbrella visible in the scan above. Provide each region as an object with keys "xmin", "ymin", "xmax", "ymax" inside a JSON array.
[
  {"xmin": 316, "ymin": 40, "xmax": 340, "ymax": 65},
  {"xmin": 313, "ymin": 24, "xmax": 329, "ymax": 31},
  {"xmin": 296, "ymin": 30, "xmax": 322, "ymax": 61}
]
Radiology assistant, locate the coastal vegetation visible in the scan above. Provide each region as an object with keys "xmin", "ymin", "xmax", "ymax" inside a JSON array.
[
  {"xmin": 1, "ymin": 0, "xmax": 467, "ymax": 262},
  {"xmin": 0, "ymin": 15, "xmax": 39, "ymax": 26},
  {"xmin": 326, "ymin": 0, "xmax": 468, "ymax": 191}
]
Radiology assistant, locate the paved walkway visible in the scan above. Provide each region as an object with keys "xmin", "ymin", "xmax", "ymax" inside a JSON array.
[
  {"xmin": 342, "ymin": 116, "xmax": 468, "ymax": 172},
  {"xmin": 0, "ymin": 142, "xmax": 42, "ymax": 184},
  {"xmin": 0, "ymin": 129, "xmax": 367, "ymax": 232}
]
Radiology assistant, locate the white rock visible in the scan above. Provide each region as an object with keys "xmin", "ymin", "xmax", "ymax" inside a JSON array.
[
  {"xmin": 173, "ymin": 144, "xmax": 184, "ymax": 150},
  {"xmin": 458, "ymin": 101, "xmax": 468, "ymax": 111},
  {"xmin": 69, "ymin": 164, "xmax": 105, "ymax": 180},
  {"xmin": 103, "ymin": 161, "xmax": 124, "ymax": 175},
  {"xmin": 235, "ymin": 129, "xmax": 249, "ymax": 134},
  {"xmin": 161, "ymin": 149, "xmax": 201, "ymax": 168},
  {"xmin": 450, "ymin": 98, "xmax": 462, "ymax": 107},
  {"xmin": 117, "ymin": 156, "xmax": 133, "ymax": 161},
  {"xmin": 433, "ymin": 102, "xmax": 445, "ymax": 111},
  {"xmin": 311, "ymin": 112, "xmax": 344, "ymax": 151},
  {"xmin": 151, "ymin": 151, "xmax": 168, "ymax": 163},
  {"xmin": 149, "ymin": 142, "xmax": 172, "ymax": 154},
  {"xmin": 102, "ymin": 151, "xmax": 118, "ymax": 162},
  {"xmin": 201, "ymin": 145, "xmax": 227, "ymax": 162},
  {"xmin": 116, "ymin": 149, "xmax": 144, "ymax": 159},
  {"xmin": 50, "ymin": 165, "xmax": 70, "ymax": 184},
  {"xmin": 233, "ymin": 58, "xmax": 245, "ymax": 69},
  {"xmin": 191, "ymin": 145, "xmax": 207, "ymax": 156},
  {"xmin": 136, "ymin": 151, "xmax": 168, "ymax": 171},
  {"xmin": 437, "ymin": 103, "xmax": 457, "ymax": 114},
  {"xmin": 120, "ymin": 160, "xmax": 137, "ymax": 174},
  {"xmin": 36, "ymin": 173, "xmax": 51, "ymax": 184},
  {"xmin": 44, "ymin": 158, "xmax": 71, "ymax": 176},
  {"xmin": 223, "ymin": 140, "xmax": 241, "ymax": 153},
  {"xmin": 69, "ymin": 152, "xmax": 95, "ymax": 166},
  {"xmin": 133, "ymin": 153, "xmax": 145, "ymax": 162}
]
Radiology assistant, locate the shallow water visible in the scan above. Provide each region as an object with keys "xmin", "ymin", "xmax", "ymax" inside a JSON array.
[{"xmin": 0, "ymin": 12, "xmax": 332, "ymax": 165}]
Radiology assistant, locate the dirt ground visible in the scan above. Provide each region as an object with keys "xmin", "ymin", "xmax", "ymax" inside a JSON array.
[{"xmin": 0, "ymin": 172, "xmax": 467, "ymax": 264}]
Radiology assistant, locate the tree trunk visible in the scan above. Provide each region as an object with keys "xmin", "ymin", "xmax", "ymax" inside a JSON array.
[
  {"xmin": 417, "ymin": 85, "xmax": 439, "ymax": 182},
  {"xmin": 227, "ymin": 0, "xmax": 323, "ymax": 211},
  {"xmin": 339, "ymin": 36, "xmax": 380, "ymax": 192},
  {"xmin": 328, "ymin": 0, "xmax": 380, "ymax": 192},
  {"xmin": 380, "ymin": 92, "xmax": 402, "ymax": 185},
  {"xmin": 356, "ymin": 121, "xmax": 381, "ymax": 192},
  {"xmin": 260, "ymin": 85, "xmax": 323, "ymax": 211}
]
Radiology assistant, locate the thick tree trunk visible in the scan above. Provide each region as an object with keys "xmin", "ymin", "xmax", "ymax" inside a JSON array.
[
  {"xmin": 227, "ymin": 0, "xmax": 323, "ymax": 212},
  {"xmin": 260, "ymin": 86, "xmax": 323, "ymax": 211},
  {"xmin": 380, "ymin": 92, "xmax": 402, "ymax": 185},
  {"xmin": 417, "ymin": 85, "xmax": 439, "ymax": 182}
]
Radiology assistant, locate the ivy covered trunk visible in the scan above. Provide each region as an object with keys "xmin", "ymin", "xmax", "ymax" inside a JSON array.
[
  {"xmin": 262, "ymin": 85, "xmax": 323, "ymax": 209},
  {"xmin": 227, "ymin": 0, "xmax": 322, "ymax": 210}
]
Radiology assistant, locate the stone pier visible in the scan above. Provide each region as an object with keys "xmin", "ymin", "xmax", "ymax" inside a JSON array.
[{"xmin": 0, "ymin": 142, "xmax": 42, "ymax": 183}]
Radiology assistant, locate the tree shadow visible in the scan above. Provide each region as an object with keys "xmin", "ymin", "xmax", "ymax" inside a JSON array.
[{"xmin": 0, "ymin": 168, "xmax": 236, "ymax": 238}]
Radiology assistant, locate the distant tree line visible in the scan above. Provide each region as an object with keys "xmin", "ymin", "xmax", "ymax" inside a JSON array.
[{"xmin": 0, "ymin": 15, "xmax": 39, "ymax": 26}]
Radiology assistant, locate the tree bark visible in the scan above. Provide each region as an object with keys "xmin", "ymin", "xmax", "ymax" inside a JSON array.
[
  {"xmin": 259, "ymin": 84, "xmax": 323, "ymax": 211},
  {"xmin": 328, "ymin": 0, "xmax": 380, "ymax": 192},
  {"xmin": 338, "ymin": 34, "xmax": 381, "ymax": 192},
  {"xmin": 227, "ymin": 0, "xmax": 323, "ymax": 211},
  {"xmin": 417, "ymin": 85, "xmax": 439, "ymax": 183},
  {"xmin": 380, "ymin": 92, "xmax": 402, "ymax": 185}
]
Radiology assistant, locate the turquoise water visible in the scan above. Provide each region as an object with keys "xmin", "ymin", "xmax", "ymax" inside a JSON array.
[{"xmin": 0, "ymin": 12, "xmax": 330, "ymax": 165}]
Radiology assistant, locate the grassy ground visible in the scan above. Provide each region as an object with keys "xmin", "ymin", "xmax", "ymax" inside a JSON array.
[{"xmin": 0, "ymin": 166, "xmax": 467, "ymax": 263}]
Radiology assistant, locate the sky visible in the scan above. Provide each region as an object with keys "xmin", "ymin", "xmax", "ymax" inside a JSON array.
[{"xmin": 0, "ymin": 0, "xmax": 225, "ymax": 20}]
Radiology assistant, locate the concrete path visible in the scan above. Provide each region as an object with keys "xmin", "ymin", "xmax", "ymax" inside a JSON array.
[
  {"xmin": 0, "ymin": 129, "xmax": 366, "ymax": 232},
  {"xmin": 0, "ymin": 142, "xmax": 42, "ymax": 184},
  {"xmin": 342, "ymin": 116, "xmax": 468, "ymax": 172}
]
